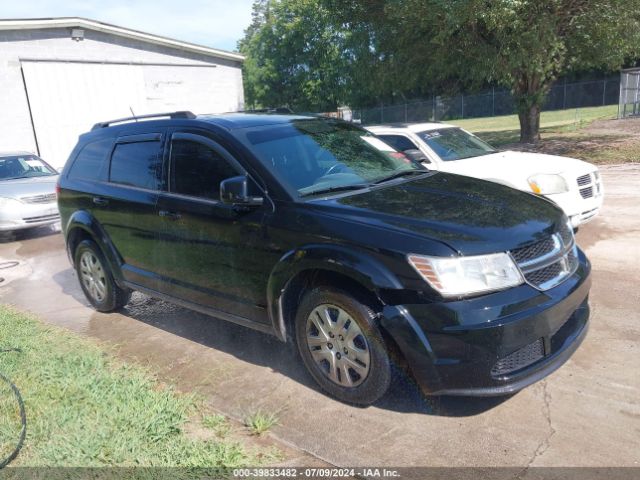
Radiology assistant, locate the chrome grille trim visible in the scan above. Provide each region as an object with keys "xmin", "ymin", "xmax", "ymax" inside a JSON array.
[
  {"xmin": 510, "ymin": 226, "xmax": 578, "ymax": 291},
  {"xmin": 20, "ymin": 193, "xmax": 57, "ymax": 204}
]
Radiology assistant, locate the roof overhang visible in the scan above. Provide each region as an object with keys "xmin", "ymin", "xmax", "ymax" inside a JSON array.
[{"xmin": 0, "ymin": 17, "xmax": 245, "ymax": 62}]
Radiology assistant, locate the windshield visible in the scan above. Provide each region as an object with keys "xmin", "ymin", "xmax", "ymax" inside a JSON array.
[
  {"xmin": 0, "ymin": 155, "xmax": 57, "ymax": 180},
  {"xmin": 243, "ymin": 119, "xmax": 424, "ymax": 196},
  {"xmin": 417, "ymin": 128, "xmax": 496, "ymax": 161}
]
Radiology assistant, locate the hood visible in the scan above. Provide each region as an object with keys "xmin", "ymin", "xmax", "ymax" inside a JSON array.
[
  {"xmin": 440, "ymin": 151, "xmax": 595, "ymax": 189},
  {"xmin": 312, "ymin": 172, "xmax": 565, "ymax": 256},
  {"xmin": 0, "ymin": 175, "xmax": 59, "ymax": 199}
]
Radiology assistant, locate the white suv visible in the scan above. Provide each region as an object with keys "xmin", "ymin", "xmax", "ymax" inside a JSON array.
[{"xmin": 367, "ymin": 123, "xmax": 603, "ymax": 228}]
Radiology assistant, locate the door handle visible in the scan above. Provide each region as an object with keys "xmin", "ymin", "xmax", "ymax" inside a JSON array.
[
  {"xmin": 92, "ymin": 196, "xmax": 109, "ymax": 206},
  {"xmin": 158, "ymin": 210, "xmax": 181, "ymax": 220}
]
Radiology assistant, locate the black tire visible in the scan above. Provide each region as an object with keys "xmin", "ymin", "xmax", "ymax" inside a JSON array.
[
  {"xmin": 74, "ymin": 239, "xmax": 131, "ymax": 312},
  {"xmin": 295, "ymin": 287, "xmax": 392, "ymax": 405}
]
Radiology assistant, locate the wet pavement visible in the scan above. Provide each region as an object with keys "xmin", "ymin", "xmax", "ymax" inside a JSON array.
[{"xmin": 1, "ymin": 165, "xmax": 639, "ymax": 468}]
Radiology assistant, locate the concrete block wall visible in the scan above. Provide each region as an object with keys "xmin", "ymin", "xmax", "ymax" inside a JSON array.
[{"xmin": 0, "ymin": 27, "xmax": 244, "ymax": 156}]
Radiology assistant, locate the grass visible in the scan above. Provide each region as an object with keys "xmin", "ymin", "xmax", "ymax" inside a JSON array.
[
  {"xmin": 202, "ymin": 414, "xmax": 232, "ymax": 438},
  {"xmin": 244, "ymin": 411, "xmax": 279, "ymax": 436},
  {"xmin": 0, "ymin": 305, "xmax": 273, "ymax": 468},
  {"xmin": 448, "ymin": 105, "xmax": 639, "ymax": 164},
  {"xmin": 450, "ymin": 104, "xmax": 618, "ymax": 138}
]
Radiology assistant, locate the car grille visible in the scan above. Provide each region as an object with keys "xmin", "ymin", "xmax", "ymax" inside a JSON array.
[
  {"xmin": 22, "ymin": 213, "xmax": 60, "ymax": 224},
  {"xmin": 510, "ymin": 224, "xmax": 578, "ymax": 290},
  {"xmin": 491, "ymin": 338, "xmax": 545, "ymax": 377},
  {"xmin": 576, "ymin": 172, "xmax": 601, "ymax": 199},
  {"xmin": 20, "ymin": 193, "xmax": 57, "ymax": 204},
  {"xmin": 580, "ymin": 186, "xmax": 594, "ymax": 199},
  {"xmin": 576, "ymin": 174, "xmax": 591, "ymax": 186}
]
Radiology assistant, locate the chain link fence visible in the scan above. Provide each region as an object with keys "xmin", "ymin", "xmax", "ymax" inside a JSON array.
[
  {"xmin": 355, "ymin": 76, "xmax": 620, "ymax": 125},
  {"xmin": 619, "ymin": 68, "xmax": 640, "ymax": 118}
]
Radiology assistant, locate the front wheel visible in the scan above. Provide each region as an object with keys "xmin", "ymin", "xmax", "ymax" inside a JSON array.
[
  {"xmin": 74, "ymin": 239, "xmax": 131, "ymax": 312},
  {"xmin": 295, "ymin": 287, "xmax": 392, "ymax": 405}
]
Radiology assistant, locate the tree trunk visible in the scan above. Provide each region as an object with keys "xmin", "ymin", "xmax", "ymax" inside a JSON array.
[{"xmin": 518, "ymin": 103, "xmax": 541, "ymax": 143}]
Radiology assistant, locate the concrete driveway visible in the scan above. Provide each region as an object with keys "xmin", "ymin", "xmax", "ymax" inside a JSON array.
[{"xmin": 1, "ymin": 165, "xmax": 638, "ymax": 469}]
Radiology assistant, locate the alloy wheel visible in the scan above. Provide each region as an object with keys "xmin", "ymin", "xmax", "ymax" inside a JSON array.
[
  {"xmin": 305, "ymin": 304, "xmax": 371, "ymax": 387},
  {"xmin": 79, "ymin": 251, "xmax": 107, "ymax": 303}
]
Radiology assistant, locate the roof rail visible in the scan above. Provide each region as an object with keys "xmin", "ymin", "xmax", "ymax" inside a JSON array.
[
  {"xmin": 241, "ymin": 107, "xmax": 294, "ymax": 114},
  {"xmin": 91, "ymin": 111, "xmax": 196, "ymax": 130}
]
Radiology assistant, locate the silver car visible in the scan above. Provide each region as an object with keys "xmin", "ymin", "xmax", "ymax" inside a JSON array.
[{"xmin": 0, "ymin": 152, "xmax": 60, "ymax": 232}]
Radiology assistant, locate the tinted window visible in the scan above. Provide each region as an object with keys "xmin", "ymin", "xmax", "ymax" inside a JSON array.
[
  {"xmin": 243, "ymin": 120, "xmax": 421, "ymax": 196},
  {"xmin": 378, "ymin": 135, "xmax": 419, "ymax": 152},
  {"xmin": 109, "ymin": 141, "xmax": 162, "ymax": 190},
  {"xmin": 170, "ymin": 139, "xmax": 239, "ymax": 200},
  {"xmin": 68, "ymin": 139, "xmax": 112, "ymax": 181},
  {"xmin": 416, "ymin": 128, "xmax": 496, "ymax": 161}
]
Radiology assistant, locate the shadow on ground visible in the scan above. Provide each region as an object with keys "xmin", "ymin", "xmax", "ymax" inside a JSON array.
[
  {"xmin": 0, "ymin": 225, "xmax": 59, "ymax": 244},
  {"xmin": 51, "ymin": 267, "xmax": 512, "ymax": 417}
]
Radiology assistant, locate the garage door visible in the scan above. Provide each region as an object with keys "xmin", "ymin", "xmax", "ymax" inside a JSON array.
[{"xmin": 21, "ymin": 61, "xmax": 230, "ymax": 169}]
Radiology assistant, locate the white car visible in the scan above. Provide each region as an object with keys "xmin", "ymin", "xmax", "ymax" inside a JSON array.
[
  {"xmin": 0, "ymin": 152, "xmax": 60, "ymax": 232},
  {"xmin": 367, "ymin": 123, "xmax": 603, "ymax": 228}
]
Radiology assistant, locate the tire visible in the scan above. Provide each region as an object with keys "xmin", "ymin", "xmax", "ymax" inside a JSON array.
[
  {"xmin": 295, "ymin": 287, "xmax": 392, "ymax": 405},
  {"xmin": 74, "ymin": 239, "xmax": 131, "ymax": 312}
]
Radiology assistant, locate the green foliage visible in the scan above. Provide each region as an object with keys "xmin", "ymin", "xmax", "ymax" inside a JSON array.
[
  {"xmin": 240, "ymin": 0, "xmax": 640, "ymax": 141},
  {"xmin": 244, "ymin": 411, "xmax": 279, "ymax": 436},
  {"xmin": 0, "ymin": 306, "xmax": 268, "ymax": 467},
  {"xmin": 239, "ymin": 0, "xmax": 350, "ymax": 111}
]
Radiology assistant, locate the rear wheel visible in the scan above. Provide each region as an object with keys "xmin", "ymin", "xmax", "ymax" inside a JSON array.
[
  {"xmin": 74, "ymin": 239, "xmax": 130, "ymax": 312},
  {"xmin": 295, "ymin": 287, "xmax": 391, "ymax": 405}
]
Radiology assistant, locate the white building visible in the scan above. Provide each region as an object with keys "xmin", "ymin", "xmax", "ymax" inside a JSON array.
[{"xmin": 0, "ymin": 17, "xmax": 245, "ymax": 169}]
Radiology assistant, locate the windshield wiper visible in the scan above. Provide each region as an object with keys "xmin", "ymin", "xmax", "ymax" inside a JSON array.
[
  {"xmin": 300, "ymin": 183, "xmax": 370, "ymax": 197},
  {"xmin": 372, "ymin": 170, "xmax": 427, "ymax": 185}
]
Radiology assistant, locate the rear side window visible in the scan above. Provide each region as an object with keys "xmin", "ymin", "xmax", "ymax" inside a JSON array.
[
  {"xmin": 378, "ymin": 135, "xmax": 419, "ymax": 152},
  {"xmin": 68, "ymin": 138, "xmax": 113, "ymax": 181},
  {"xmin": 109, "ymin": 140, "xmax": 163, "ymax": 190}
]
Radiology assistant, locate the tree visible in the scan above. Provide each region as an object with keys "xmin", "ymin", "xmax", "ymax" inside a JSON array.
[
  {"xmin": 331, "ymin": 0, "xmax": 640, "ymax": 142},
  {"xmin": 241, "ymin": 0, "xmax": 640, "ymax": 142},
  {"xmin": 238, "ymin": 0, "xmax": 352, "ymax": 111}
]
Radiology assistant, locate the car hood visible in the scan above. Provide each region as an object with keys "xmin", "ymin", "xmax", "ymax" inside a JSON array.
[
  {"xmin": 311, "ymin": 172, "xmax": 565, "ymax": 256},
  {"xmin": 439, "ymin": 151, "xmax": 595, "ymax": 189},
  {"xmin": 0, "ymin": 175, "xmax": 59, "ymax": 199}
]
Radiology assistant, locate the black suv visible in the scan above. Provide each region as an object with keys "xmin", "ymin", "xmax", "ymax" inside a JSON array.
[{"xmin": 58, "ymin": 112, "xmax": 591, "ymax": 405}]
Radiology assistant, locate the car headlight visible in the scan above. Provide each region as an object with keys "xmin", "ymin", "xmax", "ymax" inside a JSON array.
[
  {"xmin": 0, "ymin": 197, "xmax": 23, "ymax": 209},
  {"xmin": 528, "ymin": 174, "xmax": 568, "ymax": 194},
  {"xmin": 408, "ymin": 253, "xmax": 524, "ymax": 297}
]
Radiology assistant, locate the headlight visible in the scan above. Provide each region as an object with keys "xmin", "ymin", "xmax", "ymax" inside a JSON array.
[
  {"xmin": 0, "ymin": 197, "xmax": 23, "ymax": 209},
  {"xmin": 408, "ymin": 253, "xmax": 524, "ymax": 297},
  {"xmin": 528, "ymin": 174, "xmax": 568, "ymax": 194}
]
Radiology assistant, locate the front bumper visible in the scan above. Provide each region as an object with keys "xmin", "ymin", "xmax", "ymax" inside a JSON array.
[
  {"xmin": 0, "ymin": 202, "xmax": 60, "ymax": 231},
  {"xmin": 381, "ymin": 250, "xmax": 591, "ymax": 396}
]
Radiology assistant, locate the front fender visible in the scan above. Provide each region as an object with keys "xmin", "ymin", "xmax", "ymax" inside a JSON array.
[
  {"xmin": 267, "ymin": 244, "xmax": 404, "ymax": 340},
  {"xmin": 64, "ymin": 210, "xmax": 125, "ymax": 285}
]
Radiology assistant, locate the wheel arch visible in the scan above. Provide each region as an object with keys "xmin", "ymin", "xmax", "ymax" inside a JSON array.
[
  {"xmin": 267, "ymin": 244, "xmax": 403, "ymax": 342},
  {"xmin": 64, "ymin": 210, "xmax": 125, "ymax": 286}
]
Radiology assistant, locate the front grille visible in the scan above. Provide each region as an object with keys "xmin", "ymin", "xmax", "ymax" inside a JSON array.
[
  {"xmin": 23, "ymin": 213, "xmax": 59, "ymax": 224},
  {"xmin": 576, "ymin": 174, "xmax": 591, "ymax": 186},
  {"xmin": 511, "ymin": 236, "xmax": 556, "ymax": 264},
  {"xmin": 580, "ymin": 186, "xmax": 594, "ymax": 199},
  {"xmin": 491, "ymin": 338, "xmax": 544, "ymax": 377},
  {"xmin": 525, "ymin": 261, "xmax": 564, "ymax": 287},
  {"xmin": 21, "ymin": 193, "xmax": 56, "ymax": 204},
  {"xmin": 510, "ymin": 225, "xmax": 578, "ymax": 290}
]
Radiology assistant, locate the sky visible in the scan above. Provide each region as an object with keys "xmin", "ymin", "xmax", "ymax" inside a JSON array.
[{"xmin": 0, "ymin": 0, "xmax": 255, "ymax": 52}]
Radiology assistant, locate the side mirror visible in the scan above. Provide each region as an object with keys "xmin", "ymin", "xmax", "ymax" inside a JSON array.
[
  {"xmin": 403, "ymin": 149, "xmax": 431, "ymax": 164},
  {"xmin": 220, "ymin": 175, "xmax": 263, "ymax": 207}
]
